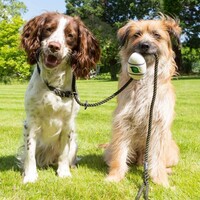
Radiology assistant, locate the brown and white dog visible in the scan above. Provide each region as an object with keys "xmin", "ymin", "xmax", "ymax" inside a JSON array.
[
  {"xmin": 104, "ymin": 15, "xmax": 181, "ymax": 187},
  {"xmin": 19, "ymin": 12, "xmax": 100, "ymax": 183}
]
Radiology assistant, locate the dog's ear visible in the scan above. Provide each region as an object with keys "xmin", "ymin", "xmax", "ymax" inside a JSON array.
[
  {"xmin": 117, "ymin": 22, "xmax": 132, "ymax": 48},
  {"xmin": 163, "ymin": 16, "xmax": 182, "ymax": 48},
  {"xmin": 21, "ymin": 14, "xmax": 46, "ymax": 65},
  {"xmin": 71, "ymin": 17, "xmax": 100, "ymax": 78}
]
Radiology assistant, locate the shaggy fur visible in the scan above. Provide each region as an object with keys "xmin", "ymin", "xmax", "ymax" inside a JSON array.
[
  {"xmin": 104, "ymin": 15, "xmax": 181, "ymax": 187},
  {"xmin": 18, "ymin": 12, "xmax": 100, "ymax": 183}
]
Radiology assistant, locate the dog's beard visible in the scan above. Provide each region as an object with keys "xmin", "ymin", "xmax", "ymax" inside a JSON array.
[{"xmin": 143, "ymin": 54, "xmax": 156, "ymax": 66}]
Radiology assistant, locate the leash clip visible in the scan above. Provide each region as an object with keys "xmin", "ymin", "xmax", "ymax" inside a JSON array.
[{"xmin": 84, "ymin": 101, "xmax": 88, "ymax": 110}]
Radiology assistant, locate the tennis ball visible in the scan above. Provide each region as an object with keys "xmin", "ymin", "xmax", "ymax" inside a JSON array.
[{"xmin": 127, "ymin": 52, "xmax": 146, "ymax": 80}]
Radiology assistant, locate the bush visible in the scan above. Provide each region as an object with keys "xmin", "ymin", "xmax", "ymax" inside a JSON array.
[{"xmin": 0, "ymin": 16, "xmax": 30, "ymax": 82}]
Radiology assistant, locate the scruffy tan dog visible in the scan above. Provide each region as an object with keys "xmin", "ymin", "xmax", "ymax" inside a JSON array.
[{"xmin": 105, "ymin": 15, "xmax": 181, "ymax": 187}]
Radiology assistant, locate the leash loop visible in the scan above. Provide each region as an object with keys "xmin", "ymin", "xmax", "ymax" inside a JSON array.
[{"xmin": 84, "ymin": 101, "xmax": 88, "ymax": 110}]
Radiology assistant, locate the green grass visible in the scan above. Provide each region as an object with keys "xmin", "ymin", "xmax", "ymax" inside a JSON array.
[{"xmin": 0, "ymin": 79, "xmax": 200, "ymax": 200}]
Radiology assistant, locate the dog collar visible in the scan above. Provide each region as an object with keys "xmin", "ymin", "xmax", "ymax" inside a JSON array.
[{"xmin": 36, "ymin": 63, "xmax": 73, "ymax": 98}]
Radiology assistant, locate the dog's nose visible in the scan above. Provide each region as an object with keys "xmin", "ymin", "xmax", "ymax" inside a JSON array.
[
  {"xmin": 48, "ymin": 42, "xmax": 61, "ymax": 52},
  {"xmin": 140, "ymin": 42, "xmax": 150, "ymax": 51}
]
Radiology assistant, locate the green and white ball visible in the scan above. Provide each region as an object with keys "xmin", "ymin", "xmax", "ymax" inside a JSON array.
[{"xmin": 127, "ymin": 52, "xmax": 146, "ymax": 80}]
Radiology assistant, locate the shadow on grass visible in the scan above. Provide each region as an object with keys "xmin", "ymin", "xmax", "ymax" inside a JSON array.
[
  {"xmin": 78, "ymin": 153, "xmax": 146, "ymax": 188},
  {"xmin": 78, "ymin": 153, "xmax": 143, "ymax": 178},
  {"xmin": 0, "ymin": 155, "xmax": 19, "ymax": 171},
  {"xmin": 78, "ymin": 153, "xmax": 107, "ymax": 173}
]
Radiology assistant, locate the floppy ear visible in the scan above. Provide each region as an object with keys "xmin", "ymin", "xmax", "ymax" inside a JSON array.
[
  {"xmin": 21, "ymin": 14, "xmax": 46, "ymax": 65},
  {"xmin": 163, "ymin": 15, "xmax": 182, "ymax": 48},
  {"xmin": 117, "ymin": 21, "xmax": 132, "ymax": 48},
  {"xmin": 71, "ymin": 17, "xmax": 100, "ymax": 78}
]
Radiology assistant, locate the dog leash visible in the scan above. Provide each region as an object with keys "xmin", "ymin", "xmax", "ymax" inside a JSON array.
[
  {"xmin": 36, "ymin": 51, "xmax": 159, "ymax": 199},
  {"xmin": 72, "ymin": 55, "xmax": 158, "ymax": 200},
  {"xmin": 72, "ymin": 54, "xmax": 159, "ymax": 200},
  {"xmin": 135, "ymin": 54, "xmax": 158, "ymax": 200},
  {"xmin": 72, "ymin": 76, "xmax": 133, "ymax": 109},
  {"xmin": 36, "ymin": 59, "xmax": 133, "ymax": 100}
]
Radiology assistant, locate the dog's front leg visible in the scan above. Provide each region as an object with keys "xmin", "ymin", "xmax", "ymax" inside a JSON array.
[
  {"xmin": 23, "ymin": 125, "xmax": 38, "ymax": 184},
  {"xmin": 104, "ymin": 127, "xmax": 131, "ymax": 182},
  {"xmin": 57, "ymin": 131, "xmax": 71, "ymax": 178},
  {"xmin": 148, "ymin": 126, "xmax": 171, "ymax": 187},
  {"xmin": 68, "ymin": 131, "xmax": 78, "ymax": 168}
]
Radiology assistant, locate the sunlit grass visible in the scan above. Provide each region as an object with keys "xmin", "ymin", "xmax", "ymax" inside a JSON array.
[{"xmin": 0, "ymin": 79, "xmax": 199, "ymax": 199}]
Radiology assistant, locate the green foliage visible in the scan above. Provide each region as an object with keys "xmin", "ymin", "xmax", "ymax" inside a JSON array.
[
  {"xmin": 65, "ymin": 0, "xmax": 163, "ymax": 80},
  {"xmin": 182, "ymin": 47, "xmax": 200, "ymax": 74},
  {"xmin": 66, "ymin": 0, "xmax": 199, "ymax": 77},
  {"xmin": 0, "ymin": 80, "xmax": 200, "ymax": 199},
  {"xmin": 92, "ymin": 72, "xmax": 112, "ymax": 81},
  {"xmin": 0, "ymin": 16, "xmax": 30, "ymax": 83},
  {"xmin": 0, "ymin": 0, "xmax": 29, "ymax": 83},
  {"xmin": 66, "ymin": 0, "xmax": 122, "ymax": 80},
  {"xmin": 83, "ymin": 16, "xmax": 120, "ymax": 76},
  {"xmin": 158, "ymin": 0, "xmax": 200, "ymax": 73},
  {"xmin": 66, "ymin": 0, "xmax": 104, "ymax": 18},
  {"xmin": 0, "ymin": 0, "xmax": 27, "ymax": 20},
  {"xmin": 101, "ymin": 0, "xmax": 159, "ymax": 23},
  {"xmin": 0, "ymin": 0, "xmax": 198, "ymax": 81}
]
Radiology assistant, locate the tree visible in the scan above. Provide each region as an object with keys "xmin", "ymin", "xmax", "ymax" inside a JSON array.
[
  {"xmin": 0, "ymin": 0, "xmax": 29, "ymax": 83},
  {"xmin": 65, "ymin": 0, "xmax": 199, "ymax": 78},
  {"xmin": 160, "ymin": 0, "xmax": 200, "ymax": 73},
  {"xmin": 0, "ymin": 0, "xmax": 27, "ymax": 20},
  {"xmin": 0, "ymin": 16, "xmax": 30, "ymax": 82},
  {"xmin": 66, "ymin": 0, "xmax": 120, "ymax": 80},
  {"xmin": 65, "ymin": 0, "xmax": 159, "ymax": 80}
]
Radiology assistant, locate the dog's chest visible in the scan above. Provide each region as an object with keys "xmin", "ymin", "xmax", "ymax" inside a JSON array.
[
  {"xmin": 118, "ymin": 80, "xmax": 154, "ymax": 126},
  {"xmin": 120, "ymin": 80, "xmax": 173, "ymax": 129},
  {"xmin": 132, "ymin": 83, "xmax": 152, "ymax": 119},
  {"xmin": 42, "ymin": 94, "xmax": 75, "ymax": 141},
  {"xmin": 26, "ymin": 88, "xmax": 76, "ymax": 141}
]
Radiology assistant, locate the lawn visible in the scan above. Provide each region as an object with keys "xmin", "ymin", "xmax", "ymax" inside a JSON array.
[{"xmin": 0, "ymin": 79, "xmax": 199, "ymax": 200}]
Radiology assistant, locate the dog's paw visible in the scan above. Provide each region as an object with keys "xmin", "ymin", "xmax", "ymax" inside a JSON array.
[
  {"xmin": 105, "ymin": 175, "xmax": 123, "ymax": 182},
  {"xmin": 152, "ymin": 176, "xmax": 169, "ymax": 187},
  {"xmin": 57, "ymin": 168, "xmax": 72, "ymax": 178},
  {"xmin": 23, "ymin": 172, "xmax": 38, "ymax": 184},
  {"xmin": 151, "ymin": 172, "xmax": 169, "ymax": 187}
]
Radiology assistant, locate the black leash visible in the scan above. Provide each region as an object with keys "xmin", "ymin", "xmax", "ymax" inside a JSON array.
[
  {"xmin": 72, "ymin": 76, "xmax": 133, "ymax": 109},
  {"xmin": 135, "ymin": 54, "xmax": 159, "ymax": 200},
  {"xmin": 72, "ymin": 54, "xmax": 159, "ymax": 200},
  {"xmin": 36, "ymin": 61, "xmax": 133, "ymax": 101}
]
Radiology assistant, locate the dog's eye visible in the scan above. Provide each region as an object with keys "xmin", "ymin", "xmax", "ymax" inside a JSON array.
[
  {"xmin": 68, "ymin": 34, "xmax": 74, "ymax": 38},
  {"xmin": 41, "ymin": 26, "xmax": 55, "ymax": 40},
  {"xmin": 44, "ymin": 27, "xmax": 53, "ymax": 33},
  {"xmin": 152, "ymin": 31, "xmax": 161, "ymax": 39},
  {"xmin": 133, "ymin": 31, "xmax": 142, "ymax": 38},
  {"xmin": 45, "ymin": 26, "xmax": 55, "ymax": 33}
]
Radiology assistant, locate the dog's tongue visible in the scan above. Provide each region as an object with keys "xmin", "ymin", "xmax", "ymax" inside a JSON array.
[{"xmin": 45, "ymin": 55, "xmax": 60, "ymax": 68}]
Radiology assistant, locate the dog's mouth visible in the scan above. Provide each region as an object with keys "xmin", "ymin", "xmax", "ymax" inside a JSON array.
[
  {"xmin": 44, "ymin": 54, "xmax": 62, "ymax": 68},
  {"xmin": 136, "ymin": 50, "xmax": 158, "ymax": 57}
]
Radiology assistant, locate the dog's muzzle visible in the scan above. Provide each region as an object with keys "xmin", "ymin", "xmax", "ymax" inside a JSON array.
[{"xmin": 136, "ymin": 41, "xmax": 158, "ymax": 55}]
